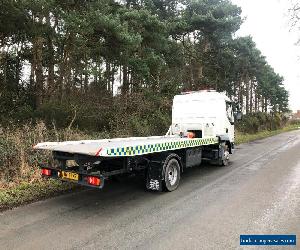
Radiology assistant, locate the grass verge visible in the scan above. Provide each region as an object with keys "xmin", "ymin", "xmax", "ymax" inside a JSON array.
[
  {"xmin": 235, "ymin": 123, "xmax": 300, "ymax": 145},
  {"xmin": 1, "ymin": 123, "xmax": 299, "ymax": 211},
  {"xmin": 0, "ymin": 179, "xmax": 79, "ymax": 211}
]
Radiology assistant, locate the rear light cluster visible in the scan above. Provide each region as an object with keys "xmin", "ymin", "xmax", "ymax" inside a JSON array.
[
  {"xmin": 41, "ymin": 168, "xmax": 52, "ymax": 176},
  {"xmin": 87, "ymin": 176, "xmax": 101, "ymax": 186},
  {"xmin": 42, "ymin": 168, "xmax": 101, "ymax": 187}
]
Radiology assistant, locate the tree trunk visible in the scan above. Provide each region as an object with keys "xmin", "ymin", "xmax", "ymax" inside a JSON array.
[
  {"xmin": 46, "ymin": 15, "xmax": 55, "ymax": 99},
  {"xmin": 249, "ymin": 80, "xmax": 253, "ymax": 113},
  {"xmin": 122, "ymin": 65, "xmax": 129, "ymax": 94},
  {"xmin": 264, "ymin": 97, "xmax": 268, "ymax": 112},
  {"xmin": 111, "ymin": 64, "xmax": 115, "ymax": 94},
  {"xmin": 238, "ymin": 78, "xmax": 243, "ymax": 113},
  {"xmin": 33, "ymin": 36, "xmax": 44, "ymax": 108},
  {"xmin": 254, "ymin": 93, "xmax": 258, "ymax": 112},
  {"xmin": 245, "ymin": 75, "xmax": 250, "ymax": 114},
  {"xmin": 84, "ymin": 62, "xmax": 89, "ymax": 94},
  {"xmin": 57, "ymin": 33, "xmax": 73, "ymax": 101}
]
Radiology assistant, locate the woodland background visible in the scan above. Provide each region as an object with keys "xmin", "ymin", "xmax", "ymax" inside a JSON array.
[
  {"xmin": 0, "ymin": 0, "xmax": 296, "ymax": 193},
  {"xmin": 0, "ymin": 0, "xmax": 290, "ymax": 133}
]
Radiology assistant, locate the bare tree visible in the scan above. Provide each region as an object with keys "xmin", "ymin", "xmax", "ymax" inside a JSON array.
[{"xmin": 289, "ymin": 0, "xmax": 300, "ymax": 43}]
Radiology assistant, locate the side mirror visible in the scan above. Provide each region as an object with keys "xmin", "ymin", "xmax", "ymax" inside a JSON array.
[{"xmin": 234, "ymin": 111, "xmax": 242, "ymax": 121}]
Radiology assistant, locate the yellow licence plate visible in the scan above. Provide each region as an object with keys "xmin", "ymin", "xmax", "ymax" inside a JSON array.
[{"xmin": 61, "ymin": 171, "xmax": 79, "ymax": 181}]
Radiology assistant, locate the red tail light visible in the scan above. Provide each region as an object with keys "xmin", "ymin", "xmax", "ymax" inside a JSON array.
[
  {"xmin": 41, "ymin": 168, "xmax": 52, "ymax": 176},
  {"xmin": 87, "ymin": 176, "xmax": 101, "ymax": 186}
]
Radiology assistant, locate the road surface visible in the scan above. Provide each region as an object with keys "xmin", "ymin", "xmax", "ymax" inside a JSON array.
[{"xmin": 1, "ymin": 130, "xmax": 300, "ymax": 249}]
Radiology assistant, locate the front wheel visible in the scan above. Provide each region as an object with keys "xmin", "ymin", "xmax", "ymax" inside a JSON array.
[
  {"xmin": 163, "ymin": 158, "xmax": 181, "ymax": 192},
  {"xmin": 220, "ymin": 143, "xmax": 230, "ymax": 166}
]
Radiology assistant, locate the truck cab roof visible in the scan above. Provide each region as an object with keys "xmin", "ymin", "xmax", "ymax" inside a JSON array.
[{"xmin": 174, "ymin": 90, "xmax": 231, "ymax": 103}]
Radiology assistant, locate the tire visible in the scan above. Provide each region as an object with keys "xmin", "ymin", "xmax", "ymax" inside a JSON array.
[
  {"xmin": 220, "ymin": 143, "xmax": 230, "ymax": 166},
  {"xmin": 163, "ymin": 158, "xmax": 181, "ymax": 192}
]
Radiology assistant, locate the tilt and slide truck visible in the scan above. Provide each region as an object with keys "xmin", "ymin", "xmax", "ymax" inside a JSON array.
[{"xmin": 34, "ymin": 90, "xmax": 239, "ymax": 192}]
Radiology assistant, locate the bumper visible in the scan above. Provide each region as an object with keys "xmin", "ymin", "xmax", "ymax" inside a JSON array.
[{"xmin": 41, "ymin": 166, "xmax": 105, "ymax": 189}]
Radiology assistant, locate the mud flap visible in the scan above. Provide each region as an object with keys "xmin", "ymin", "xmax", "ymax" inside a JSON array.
[
  {"xmin": 146, "ymin": 160, "xmax": 163, "ymax": 191},
  {"xmin": 209, "ymin": 143, "xmax": 227, "ymax": 165}
]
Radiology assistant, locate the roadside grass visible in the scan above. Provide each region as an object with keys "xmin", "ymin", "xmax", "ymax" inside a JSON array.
[
  {"xmin": 1, "ymin": 121, "xmax": 300, "ymax": 211},
  {"xmin": 0, "ymin": 180, "xmax": 78, "ymax": 211},
  {"xmin": 235, "ymin": 123, "xmax": 300, "ymax": 145},
  {"xmin": 0, "ymin": 122, "xmax": 98, "ymax": 211}
]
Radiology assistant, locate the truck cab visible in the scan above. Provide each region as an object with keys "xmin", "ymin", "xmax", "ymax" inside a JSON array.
[{"xmin": 171, "ymin": 90, "xmax": 235, "ymax": 145}]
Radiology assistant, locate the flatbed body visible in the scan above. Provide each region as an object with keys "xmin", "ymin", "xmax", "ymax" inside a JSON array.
[{"xmin": 34, "ymin": 136, "xmax": 218, "ymax": 157}]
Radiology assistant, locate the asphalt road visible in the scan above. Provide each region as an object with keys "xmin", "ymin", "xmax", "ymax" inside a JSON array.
[{"xmin": 1, "ymin": 130, "xmax": 300, "ymax": 250}]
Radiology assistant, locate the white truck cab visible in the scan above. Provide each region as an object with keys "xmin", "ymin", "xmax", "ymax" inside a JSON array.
[{"xmin": 171, "ymin": 90, "xmax": 235, "ymax": 144}]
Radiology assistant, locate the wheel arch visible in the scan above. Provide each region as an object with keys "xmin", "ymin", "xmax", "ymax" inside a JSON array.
[
  {"xmin": 218, "ymin": 135, "xmax": 233, "ymax": 154},
  {"xmin": 162, "ymin": 152, "xmax": 183, "ymax": 176}
]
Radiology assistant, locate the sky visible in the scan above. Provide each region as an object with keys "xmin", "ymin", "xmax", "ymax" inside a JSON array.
[{"xmin": 231, "ymin": 0, "xmax": 300, "ymax": 112}]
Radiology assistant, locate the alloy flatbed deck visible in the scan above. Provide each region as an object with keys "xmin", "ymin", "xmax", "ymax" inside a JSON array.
[{"xmin": 34, "ymin": 136, "xmax": 218, "ymax": 157}]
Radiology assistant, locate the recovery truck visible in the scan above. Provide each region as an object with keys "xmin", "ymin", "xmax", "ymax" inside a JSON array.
[{"xmin": 34, "ymin": 90, "xmax": 237, "ymax": 192}]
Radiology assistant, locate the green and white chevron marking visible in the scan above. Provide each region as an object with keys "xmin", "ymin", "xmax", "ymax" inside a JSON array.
[{"xmin": 105, "ymin": 137, "xmax": 218, "ymax": 157}]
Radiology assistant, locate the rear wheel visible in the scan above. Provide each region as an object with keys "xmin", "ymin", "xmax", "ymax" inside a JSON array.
[{"xmin": 163, "ymin": 158, "xmax": 181, "ymax": 192}]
